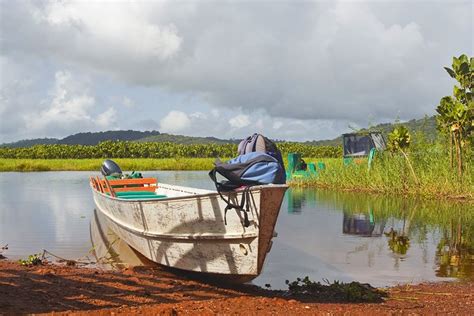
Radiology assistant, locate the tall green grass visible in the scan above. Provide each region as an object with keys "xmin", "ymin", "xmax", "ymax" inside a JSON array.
[
  {"xmin": 0, "ymin": 158, "xmax": 218, "ymax": 172},
  {"xmin": 296, "ymin": 142, "xmax": 474, "ymax": 199},
  {"xmin": 0, "ymin": 156, "xmax": 329, "ymax": 172}
]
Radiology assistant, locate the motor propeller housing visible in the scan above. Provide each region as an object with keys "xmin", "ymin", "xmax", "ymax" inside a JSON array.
[{"xmin": 100, "ymin": 159, "xmax": 123, "ymax": 177}]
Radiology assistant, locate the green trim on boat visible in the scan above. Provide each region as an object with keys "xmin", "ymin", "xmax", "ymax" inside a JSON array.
[
  {"xmin": 115, "ymin": 191, "xmax": 158, "ymax": 196},
  {"xmin": 105, "ymin": 192, "xmax": 167, "ymax": 199},
  {"xmin": 117, "ymin": 195, "xmax": 167, "ymax": 200}
]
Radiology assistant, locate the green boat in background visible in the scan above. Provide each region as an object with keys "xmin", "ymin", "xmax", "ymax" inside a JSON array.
[{"xmin": 286, "ymin": 153, "xmax": 322, "ymax": 180}]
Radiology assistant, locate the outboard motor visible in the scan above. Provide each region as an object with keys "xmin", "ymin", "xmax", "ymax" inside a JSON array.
[{"xmin": 101, "ymin": 159, "xmax": 123, "ymax": 177}]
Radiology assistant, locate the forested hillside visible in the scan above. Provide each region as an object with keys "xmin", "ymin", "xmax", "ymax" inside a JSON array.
[
  {"xmin": 2, "ymin": 116, "xmax": 438, "ymax": 147},
  {"xmin": 305, "ymin": 116, "xmax": 437, "ymax": 146}
]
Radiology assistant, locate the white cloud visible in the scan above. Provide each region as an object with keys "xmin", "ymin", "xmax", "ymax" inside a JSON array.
[
  {"xmin": 39, "ymin": 1, "xmax": 182, "ymax": 61},
  {"xmin": 96, "ymin": 107, "xmax": 117, "ymax": 128},
  {"xmin": 21, "ymin": 71, "xmax": 117, "ymax": 138},
  {"xmin": 159, "ymin": 110, "xmax": 191, "ymax": 133},
  {"xmin": 189, "ymin": 112, "xmax": 207, "ymax": 119},
  {"xmin": 273, "ymin": 121, "xmax": 283, "ymax": 130},
  {"xmin": 122, "ymin": 97, "xmax": 135, "ymax": 108},
  {"xmin": 229, "ymin": 114, "xmax": 251, "ymax": 129},
  {"xmin": 25, "ymin": 71, "xmax": 95, "ymax": 133}
]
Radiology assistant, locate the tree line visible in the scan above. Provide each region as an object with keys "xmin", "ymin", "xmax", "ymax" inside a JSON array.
[{"xmin": 0, "ymin": 141, "xmax": 342, "ymax": 159}]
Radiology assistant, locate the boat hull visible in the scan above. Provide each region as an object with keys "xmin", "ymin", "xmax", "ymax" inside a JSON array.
[{"xmin": 91, "ymin": 183, "xmax": 287, "ymax": 280}]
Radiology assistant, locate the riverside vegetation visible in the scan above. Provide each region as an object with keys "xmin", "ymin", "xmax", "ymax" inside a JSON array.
[
  {"xmin": 296, "ymin": 131, "xmax": 473, "ymax": 199},
  {"xmin": 0, "ymin": 142, "xmax": 340, "ymax": 172},
  {"xmin": 0, "ymin": 141, "xmax": 341, "ymax": 159}
]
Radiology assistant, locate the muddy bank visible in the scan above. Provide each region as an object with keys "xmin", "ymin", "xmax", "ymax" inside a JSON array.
[{"xmin": 0, "ymin": 261, "xmax": 473, "ymax": 315}]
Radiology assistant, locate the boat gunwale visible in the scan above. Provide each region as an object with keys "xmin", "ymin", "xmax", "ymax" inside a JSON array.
[{"xmin": 90, "ymin": 182, "xmax": 288, "ymax": 203}]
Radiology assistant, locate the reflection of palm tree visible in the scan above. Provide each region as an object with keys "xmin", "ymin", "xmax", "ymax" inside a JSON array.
[
  {"xmin": 385, "ymin": 229, "xmax": 410, "ymax": 255},
  {"xmin": 435, "ymin": 218, "xmax": 474, "ymax": 279},
  {"xmin": 385, "ymin": 208, "xmax": 414, "ymax": 255}
]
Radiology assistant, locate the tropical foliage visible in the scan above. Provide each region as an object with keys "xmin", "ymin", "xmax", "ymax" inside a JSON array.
[
  {"xmin": 436, "ymin": 54, "xmax": 474, "ymax": 177},
  {"xmin": 294, "ymin": 132, "xmax": 473, "ymax": 199},
  {"xmin": 387, "ymin": 125, "xmax": 419, "ymax": 184},
  {"xmin": 0, "ymin": 141, "xmax": 342, "ymax": 159}
]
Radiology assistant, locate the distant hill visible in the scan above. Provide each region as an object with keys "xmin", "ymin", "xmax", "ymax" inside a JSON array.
[
  {"xmin": 304, "ymin": 116, "xmax": 437, "ymax": 146},
  {"xmin": 1, "ymin": 138, "xmax": 59, "ymax": 148},
  {"xmin": 58, "ymin": 130, "xmax": 161, "ymax": 145},
  {"xmin": 137, "ymin": 133, "xmax": 238, "ymax": 145},
  {"xmin": 2, "ymin": 130, "xmax": 161, "ymax": 147},
  {"xmin": 1, "ymin": 116, "xmax": 438, "ymax": 148}
]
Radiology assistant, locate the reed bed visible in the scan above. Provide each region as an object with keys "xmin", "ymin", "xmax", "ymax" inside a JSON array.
[
  {"xmin": 0, "ymin": 158, "xmax": 218, "ymax": 172},
  {"xmin": 297, "ymin": 147, "xmax": 474, "ymax": 200}
]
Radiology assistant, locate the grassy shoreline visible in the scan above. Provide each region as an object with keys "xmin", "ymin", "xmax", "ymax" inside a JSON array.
[
  {"xmin": 292, "ymin": 154, "xmax": 474, "ymax": 201},
  {"xmin": 0, "ymin": 158, "xmax": 219, "ymax": 172},
  {"xmin": 1, "ymin": 157, "xmax": 472, "ymax": 200},
  {"xmin": 0, "ymin": 157, "xmax": 337, "ymax": 172}
]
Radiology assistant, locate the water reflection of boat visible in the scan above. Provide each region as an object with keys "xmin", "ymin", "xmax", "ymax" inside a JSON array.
[
  {"xmin": 90, "ymin": 179, "xmax": 287, "ymax": 282},
  {"xmin": 90, "ymin": 209, "xmax": 153, "ymax": 269},
  {"xmin": 287, "ymin": 188, "xmax": 317, "ymax": 214},
  {"xmin": 342, "ymin": 209, "xmax": 385, "ymax": 237}
]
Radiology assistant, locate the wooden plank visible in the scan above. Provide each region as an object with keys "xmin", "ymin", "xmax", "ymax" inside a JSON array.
[
  {"xmin": 103, "ymin": 177, "xmax": 116, "ymax": 197},
  {"xmin": 95, "ymin": 176, "xmax": 105, "ymax": 193},
  {"xmin": 107, "ymin": 178, "xmax": 157, "ymax": 186},
  {"xmin": 90, "ymin": 177, "xmax": 98, "ymax": 191}
]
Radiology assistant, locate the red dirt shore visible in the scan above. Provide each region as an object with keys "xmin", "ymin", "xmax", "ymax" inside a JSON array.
[{"xmin": 0, "ymin": 260, "xmax": 473, "ymax": 315}]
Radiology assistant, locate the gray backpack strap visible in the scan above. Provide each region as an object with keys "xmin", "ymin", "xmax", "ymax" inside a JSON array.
[
  {"xmin": 237, "ymin": 137, "xmax": 249, "ymax": 155},
  {"xmin": 243, "ymin": 133, "xmax": 258, "ymax": 154},
  {"xmin": 253, "ymin": 134, "xmax": 267, "ymax": 152},
  {"xmin": 238, "ymin": 133, "xmax": 273, "ymax": 156}
]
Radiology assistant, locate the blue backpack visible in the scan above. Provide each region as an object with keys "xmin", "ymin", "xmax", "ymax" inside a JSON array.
[
  {"xmin": 237, "ymin": 133, "xmax": 286, "ymax": 175},
  {"xmin": 208, "ymin": 152, "xmax": 286, "ymax": 227},
  {"xmin": 209, "ymin": 152, "xmax": 286, "ymax": 190}
]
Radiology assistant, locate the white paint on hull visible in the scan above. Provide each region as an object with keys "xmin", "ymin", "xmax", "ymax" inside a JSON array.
[{"xmin": 91, "ymin": 182, "xmax": 287, "ymax": 279}]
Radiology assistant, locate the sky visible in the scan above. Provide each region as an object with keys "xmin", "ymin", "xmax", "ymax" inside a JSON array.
[{"xmin": 0, "ymin": 0, "xmax": 472, "ymax": 143}]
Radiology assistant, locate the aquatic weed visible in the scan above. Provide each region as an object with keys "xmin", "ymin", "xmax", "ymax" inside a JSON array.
[
  {"xmin": 18, "ymin": 253, "xmax": 43, "ymax": 266},
  {"xmin": 285, "ymin": 276, "xmax": 387, "ymax": 302}
]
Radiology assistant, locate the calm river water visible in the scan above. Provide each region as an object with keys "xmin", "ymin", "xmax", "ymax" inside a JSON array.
[{"xmin": 0, "ymin": 171, "xmax": 472, "ymax": 289}]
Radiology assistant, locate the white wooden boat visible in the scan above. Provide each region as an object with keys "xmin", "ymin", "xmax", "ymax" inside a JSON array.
[{"xmin": 90, "ymin": 178, "xmax": 288, "ymax": 282}]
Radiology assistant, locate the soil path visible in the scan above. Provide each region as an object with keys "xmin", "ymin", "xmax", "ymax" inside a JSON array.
[{"xmin": 0, "ymin": 261, "xmax": 472, "ymax": 315}]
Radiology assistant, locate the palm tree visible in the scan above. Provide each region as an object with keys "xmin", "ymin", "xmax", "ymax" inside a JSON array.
[
  {"xmin": 388, "ymin": 125, "xmax": 419, "ymax": 185},
  {"xmin": 436, "ymin": 54, "xmax": 473, "ymax": 178}
]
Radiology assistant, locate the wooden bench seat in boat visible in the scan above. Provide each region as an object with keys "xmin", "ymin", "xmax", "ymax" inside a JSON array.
[
  {"xmin": 107, "ymin": 178, "xmax": 158, "ymax": 192},
  {"xmin": 90, "ymin": 177, "xmax": 167, "ymax": 200}
]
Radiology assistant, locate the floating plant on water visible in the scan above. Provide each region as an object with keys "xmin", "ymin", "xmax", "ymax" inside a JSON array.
[{"xmin": 285, "ymin": 276, "xmax": 387, "ymax": 302}]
